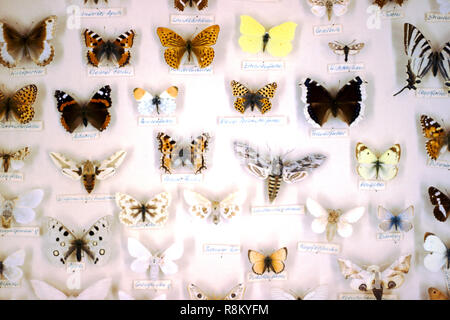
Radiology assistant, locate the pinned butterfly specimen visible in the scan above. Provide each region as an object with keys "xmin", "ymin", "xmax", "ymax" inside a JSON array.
[
  {"xmin": 0, "ymin": 85, "xmax": 38, "ymax": 124},
  {"xmin": 30, "ymin": 278, "xmax": 112, "ymax": 300},
  {"xmin": 54, "ymin": 85, "xmax": 112, "ymax": 133},
  {"xmin": 355, "ymin": 143, "xmax": 401, "ymax": 181},
  {"xmin": 133, "ymin": 86, "xmax": 178, "ymax": 115},
  {"xmin": 306, "ymin": 198, "xmax": 365, "ymax": 242},
  {"xmin": 428, "ymin": 186, "xmax": 449, "ymax": 222},
  {"xmin": 248, "ymin": 247, "xmax": 288, "ymax": 275},
  {"xmin": 183, "ymin": 190, "xmax": 244, "ymax": 225},
  {"xmin": 115, "ymin": 192, "xmax": 171, "ymax": 227},
  {"xmin": 423, "ymin": 233, "xmax": 449, "ymax": 272},
  {"xmin": 156, "ymin": 25, "xmax": 220, "ymax": 69},
  {"xmin": 49, "ymin": 150, "xmax": 127, "ymax": 194},
  {"xmin": 234, "ymin": 141, "xmax": 326, "ymax": 203},
  {"xmin": 428, "ymin": 287, "xmax": 449, "ymax": 300},
  {"xmin": 238, "ymin": 15, "xmax": 297, "ymax": 57},
  {"xmin": 338, "ymin": 254, "xmax": 411, "ymax": 300},
  {"xmin": 43, "ymin": 215, "xmax": 113, "ymax": 266},
  {"xmin": 438, "ymin": 0, "xmax": 450, "ymax": 14},
  {"xmin": 84, "ymin": 0, "xmax": 108, "ymax": 4},
  {"xmin": 174, "ymin": 0, "xmax": 208, "ymax": 11},
  {"xmin": 230, "ymin": 81, "xmax": 277, "ymax": 114},
  {"xmin": 270, "ymin": 285, "xmax": 329, "ymax": 300},
  {"xmin": 300, "ymin": 77, "xmax": 366, "ymax": 128},
  {"xmin": 0, "ymin": 189, "xmax": 44, "ymax": 229},
  {"xmin": 420, "ymin": 115, "xmax": 449, "ymax": 161},
  {"xmin": 394, "ymin": 23, "xmax": 450, "ymax": 96},
  {"xmin": 0, "ymin": 16, "xmax": 57, "ymax": 68},
  {"xmin": 373, "ymin": 0, "xmax": 406, "ymax": 9},
  {"xmin": 328, "ymin": 41, "xmax": 364, "ymax": 62},
  {"xmin": 307, "ymin": 0, "xmax": 350, "ymax": 21},
  {"xmin": 84, "ymin": 29, "xmax": 136, "ymax": 68},
  {"xmin": 0, "ymin": 249, "xmax": 25, "ymax": 283},
  {"xmin": 127, "ymin": 238, "xmax": 183, "ymax": 280},
  {"xmin": 377, "ymin": 205, "xmax": 414, "ymax": 233},
  {"xmin": 157, "ymin": 132, "xmax": 210, "ymax": 174},
  {"xmin": 188, "ymin": 283, "xmax": 245, "ymax": 300},
  {"xmin": 0, "ymin": 147, "xmax": 29, "ymax": 172}
]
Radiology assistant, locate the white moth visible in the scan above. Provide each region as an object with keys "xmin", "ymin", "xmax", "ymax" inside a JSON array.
[
  {"xmin": 30, "ymin": 278, "xmax": 112, "ymax": 300},
  {"xmin": 423, "ymin": 233, "xmax": 449, "ymax": 272},
  {"xmin": 0, "ymin": 189, "xmax": 43, "ymax": 228},
  {"xmin": 0, "ymin": 249, "xmax": 25, "ymax": 283}
]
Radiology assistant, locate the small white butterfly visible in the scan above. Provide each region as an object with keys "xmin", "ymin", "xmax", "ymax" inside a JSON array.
[
  {"xmin": 118, "ymin": 290, "xmax": 167, "ymax": 300},
  {"xmin": 133, "ymin": 86, "xmax": 178, "ymax": 115},
  {"xmin": 183, "ymin": 190, "xmax": 244, "ymax": 225},
  {"xmin": 270, "ymin": 285, "xmax": 329, "ymax": 300},
  {"xmin": 424, "ymin": 233, "xmax": 449, "ymax": 272},
  {"xmin": 30, "ymin": 278, "xmax": 112, "ymax": 300},
  {"xmin": 378, "ymin": 205, "xmax": 414, "ymax": 233},
  {"xmin": 127, "ymin": 238, "xmax": 183, "ymax": 280},
  {"xmin": 0, "ymin": 189, "xmax": 43, "ymax": 228},
  {"xmin": 0, "ymin": 249, "xmax": 25, "ymax": 283},
  {"xmin": 306, "ymin": 198, "xmax": 365, "ymax": 242}
]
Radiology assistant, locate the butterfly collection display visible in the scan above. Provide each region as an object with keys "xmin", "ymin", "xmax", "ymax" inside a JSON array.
[
  {"xmin": 306, "ymin": 198, "xmax": 365, "ymax": 242},
  {"xmin": 49, "ymin": 150, "xmax": 127, "ymax": 194},
  {"xmin": 156, "ymin": 25, "xmax": 220, "ymax": 69},
  {"xmin": 307, "ymin": 0, "xmax": 350, "ymax": 21},
  {"xmin": 248, "ymin": 247, "xmax": 288, "ymax": 275},
  {"xmin": 54, "ymin": 85, "xmax": 112, "ymax": 133},
  {"xmin": 230, "ymin": 81, "xmax": 277, "ymax": 114},
  {"xmin": 428, "ymin": 287, "xmax": 449, "ymax": 300},
  {"xmin": 188, "ymin": 283, "xmax": 245, "ymax": 300},
  {"xmin": 300, "ymin": 77, "xmax": 366, "ymax": 128},
  {"xmin": 373, "ymin": 0, "xmax": 406, "ymax": 8},
  {"xmin": 338, "ymin": 254, "xmax": 411, "ymax": 300},
  {"xmin": 234, "ymin": 141, "xmax": 326, "ymax": 203},
  {"xmin": 0, "ymin": 189, "xmax": 44, "ymax": 229},
  {"xmin": 423, "ymin": 233, "xmax": 449, "ymax": 272},
  {"xmin": 355, "ymin": 143, "xmax": 401, "ymax": 181},
  {"xmin": 0, "ymin": 16, "xmax": 57, "ymax": 68},
  {"xmin": 30, "ymin": 278, "xmax": 112, "ymax": 300},
  {"xmin": 115, "ymin": 192, "xmax": 171, "ymax": 227},
  {"xmin": 0, "ymin": 85, "xmax": 38, "ymax": 124},
  {"xmin": 238, "ymin": 16, "xmax": 297, "ymax": 57},
  {"xmin": 420, "ymin": 115, "xmax": 449, "ymax": 161},
  {"xmin": 157, "ymin": 132, "xmax": 210, "ymax": 174},
  {"xmin": 0, "ymin": 249, "xmax": 25, "ymax": 283},
  {"xmin": 377, "ymin": 205, "xmax": 414, "ymax": 233},
  {"xmin": 270, "ymin": 285, "xmax": 329, "ymax": 300},
  {"xmin": 328, "ymin": 41, "xmax": 364, "ymax": 62},
  {"xmin": 133, "ymin": 86, "xmax": 178, "ymax": 116},
  {"xmin": 394, "ymin": 23, "xmax": 450, "ymax": 96},
  {"xmin": 43, "ymin": 215, "xmax": 113, "ymax": 266},
  {"xmin": 0, "ymin": 147, "xmax": 29, "ymax": 172},
  {"xmin": 428, "ymin": 186, "xmax": 449, "ymax": 222},
  {"xmin": 174, "ymin": 0, "xmax": 208, "ymax": 11}
]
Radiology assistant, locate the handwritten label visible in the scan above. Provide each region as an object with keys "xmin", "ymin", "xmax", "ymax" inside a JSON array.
[
  {"xmin": 128, "ymin": 223, "xmax": 163, "ymax": 230},
  {"xmin": 427, "ymin": 159, "xmax": 450, "ymax": 170},
  {"xmin": 56, "ymin": 194, "xmax": 115, "ymax": 203},
  {"xmin": 0, "ymin": 227, "xmax": 39, "ymax": 237},
  {"xmin": 241, "ymin": 60, "xmax": 285, "ymax": 71},
  {"xmin": 203, "ymin": 244, "xmax": 241, "ymax": 255},
  {"xmin": 67, "ymin": 262, "xmax": 85, "ymax": 274},
  {"xmin": 247, "ymin": 271, "xmax": 287, "ymax": 282},
  {"xmin": 313, "ymin": 24, "xmax": 342, "ymax": 36},
  {"xmin": 328, "ymin": 63, "xmax": 365, "ymax": 73},
  {"xmin": 310, "ymin": 128, "xmax": 349, "ymax": 138},
  {"xmin": 0, "ymin": 280, "xmax": 20, "ymax": 288},
  {"xmin": 251, "ymin": 205, "xmax": 304, "ymax": 215},
  {"xmin": 425, "ymin": 12, "xmax": 450, "ymax": 22},
  {"xmin": 297, "ymin": 241, "xmax": 340, "ymax": 255},
  {"xmin": 376, "ymin": 232, "xmax": 404, "ymax": 242},
  {"xmin": 169, "ymin": 65, "xmax": 212, "ymax": 75},
  {"xmin": 72, "ymin": 131, "xmax": 100, "ymax": 141},
  {"xmin": 161, "ymin": 174, "xmax": 203, "ymax": 184},
  {"xmin": 80, "ymin": 8, "xmax": 124, "ymax": 18},
  {"xmin": 133, "ymin": 280, "xmax": 171, "ymax": 290},
  {"xmin": 138, "ymin": 116, "xmax": 177, "ymax": 127},
  {"xmin": 339, "ymin": 293, "xmax": 397, "ymax": 300},
  {"xmin": 0, "ymin": 172, "xmax": 23, "ymax": 182},
  {"xmin": 87, "ymin": 66, "xmax": 134, "ymax": 77},
  {"xmin": 0, "ymin": 121, "xmax": 43, "ymax": 131},
  {"xmin": 218, "ymin": 116, "xmax": 288, "ymax": 126},
  {"xmin": 381, "ymin": 10, "xmax": 404, "ymax": 19},
  {"xmin": 170, "ymin": 14, "xmax": 215, "ymax": 24},
  {"xmin": 359, "ymin": 180, "xmax": 386, "ymax": 191},
  {"xmin": 10, "ymin": 68, "xmax": 46, "ymax": 77},
  {"xmin": 416, "ymin": 88, "xmax": 448, "ymax": 98}
]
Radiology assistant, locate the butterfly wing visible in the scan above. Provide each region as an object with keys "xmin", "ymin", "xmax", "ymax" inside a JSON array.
[
  {"xmin": 30, "ymin": 280, "xmax": 68, "ymax": 300},
  {"xmin": 84, "ymin": 85, "xmax": 112, "ymax": 132},
  {"xmin": 0, "ymin": 21, "xmax": 25, "ymax": 68},
  {"xmin": 396, "ymin": 206, "xmax": 414, "ymax": 232},
  {"xmin": 111, "ymin": 30, "xmax": 135, "ymax": 67},
  {"xmin": 219, "ymin": 192, "xmax": 244, "ymax": 222},
  {"xmin": 255, "ymin": 83, "xmax": 278, "ymax": 114},
  {"xmin": 49, "ymin": 152, "xmax": 83, "ymax": 182},
  {"xmin": 338, "ymin": 258, "xmax": 374, "ymax": 293},
  {"xmin": 335, "ymin": 77, "xmax": 366, "ymax": 127},
  {"xmin": 307, "ymin": 0, "xmax": 327, "ymax": 18},
  {"xmin": 266, "ymin": 22, "xmax": 297, "ymax": 57},
  {"xmin": 84, "ymin": 29, "xmax": 106, "ymax": 67},
  {"xmin": 80, "ymin": 215, "xmax": 113, "ymax": 265},
  {"xmin": 188, "ymin": 284, "xmax": 210, "ymax": 300},
  {"xmin": 2, "ymin": 249, "xmax": 25, "ymax": 282},
  {"xmin": 282, "ymin": 154, "xmax": 327, "ymax": 183},
  {"xmin": 96, "ymin": 150, "xmax": 127, "ymax": 181},
  {"xmin": 183, "ymin": 190, "xmax": 212, "ymax": 220},
  {"xmin": 43, "ymin": 217, "xmax": 77, "ymax": 266},
  {"xmin": 230, "ymin": 81, "xmax": 250, "ymax": 113},
  {"xmin": 301, "ymin": 78, "xmax": 335, "ymax": 127},
  {"xmin": 377, "ymin": 206, "xmax": 396, "ymax": 232},
  {"xmin": 377, "ymin": 144, "xmax": 401, "ymax": 181},
  {"xmin": 9, "ymin": 85, "xmax": 38, "ymax": 124},
  {"xmin": 144, "ymin": 192, "xmax": 171, "ymax": 226},
  {"xmin": 133, "ymin": 88, "xmax": 156, "ymax": 115},
  {"xmin": 157, "ymin": 133, "xmax": 176, "ymax": 173},
  {"xmin": 380, "ymin": 254, "xmax": 411, "ymax": 291},
  {"xmin": 238, "ymin": 15, "xmax": 266, "ymax": 54},
  {"xmin": 158, "ymin": 86, "xmax": 178, "ymax": 114},
  {"xmin": 355, "ymin": 143, "xmax": 379, "ymax": 180},
  {"xmin": 13, "ymin": 188, "xmax": 44, "ymax": 224},
  {"xmin": 424, "ymin": 233, "xmax": 448, "ymax": 272},
  {"xmin": 26, "ymin": 16, "xmax": 57, "ymax": 67},
  {"xmin": 76, "ymin": 278, "xmax": 112, "ymax": 300},
  {"xmin": 224, "ymin": 284, "xmax": 245, "ymax": 300},
  {"xmin": 54, "ymin": 90, "xmax": 85, "ymax": 133},
  {"xmin": 332, "ymin": 0, "xmax": 350, "ymax": 17},
  {"xmin": 115, "ymin": 192, "xmax": 143, "ymax": 226},
  {"xmin": 302, "ymin": 285, "xmax": 329, "ymax": 300},
  {"xmin": 127, "ymin": 238, "xmax": 152, "ymax": 273},
  {"xmin": 428, "ymin": 287, "xmax": 449, "ymax": 300},
  {"xmin": 160, "ymin": 242, "xmax": 183, "ymax": 275},
  {"xmin": 269, "ymin": 247, "xmax": 288, "ymax": 274},
  {"xmin": 156, "ymin": 27, "xmax": 187, "ymax": 69},
  {"xmin": 3, "ymin": 147, "xmax": 30, "ymax": 172},
  {"xmin": 420, "ymin": 115, "xmax": 447, "ymax": 160},
  {"xmin": 428, "ymin": 186, "xmax": 450, "ymax": 222},
  {"xmin": 190, "ymin": 25, "xmax": 220, "ymax": 68},
  {"xmin": 270, "ymin": 288, "xmax": 297, "ymax": 300},
  {"xmin": 306, "ymin": 198, "xmax": 329, "ymax": 234},
  {"xmin": 337, "ymin": 207, "xmax": 365, "ymax": 238},
  {"xmin": 248, "ymin": 250, "xmax": 267, "ymax": 275},
  {"xmin": 174, "ymin": 0, "xmax": 208, "ymax": 11},
  {"xmin": 190, "ymin": 133, "xmax": 210, "ymax": 174}
]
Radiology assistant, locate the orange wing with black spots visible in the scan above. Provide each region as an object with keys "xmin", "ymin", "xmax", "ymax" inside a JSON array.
[
  {"xmin": 420, "ymin": 115, "xmax": 449, "ymax": 161},
  {"xmin": 157, "ymin": 132, "xmax": 177, "ymax": 173},
  {"xmin": 230, "ymin": 81, "xmax": 277, "ymax": 114},
  {"xmin": 0, "ymin": 85, "xmax": 38, "ymax": 124}
]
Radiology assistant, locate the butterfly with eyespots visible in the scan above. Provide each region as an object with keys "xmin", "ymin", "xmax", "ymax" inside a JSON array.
[
  {"xmin": 230, "ymin": 81, "xmax": 277, "ymax": 114},
  {"xmin": 0, "ymin": 85, "xmax": 38, "ymax": 124},
  {"xmin": 188, "ymin": 283, "xmax": 245, "ymax": 300}
]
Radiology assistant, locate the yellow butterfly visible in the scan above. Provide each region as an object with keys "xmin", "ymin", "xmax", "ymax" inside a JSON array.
[
  {"xmin": 248, "ymin": 247, "xmax": 287, "ymax": 275},
  {"xmin": 355, "ymin": 143, "xmax": 401, "ymax": 181},
  {"xmin": 156, "ymin": 25, "xmax": 220, "ymax": 69},
  {"xmin": 238, "ymin": 15, "xmax": 297, "ymax": 57}
]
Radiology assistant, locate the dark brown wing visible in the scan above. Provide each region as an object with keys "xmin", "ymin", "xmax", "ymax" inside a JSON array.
[
  {"xmin": 302, "ymin": 78, "xmax": 334, "ymax": 127},
  {"xmin": 26, "ymin": 16, "xmax": 57, "ymax": 67},
  {"xmin": 85, "ymin": 85, "xmax": 112, "ymax": 132},
  {"xmin": 0, "ymin": 90, "xmax": 7, "ymax": 120},
  {"xmin": 428, "ymin": 187, "xmax": 450, "ymax": 222},
  {"xmin": 0, "ymin": 22, "xmax": 25, "ymax": 68},
  {"xmin": 335, "ymin": 77, "xmax": 365, "ymax": 126},
  {"xmin": 55, "ymin": 90, "xmax": 84, "ymax": 133}
]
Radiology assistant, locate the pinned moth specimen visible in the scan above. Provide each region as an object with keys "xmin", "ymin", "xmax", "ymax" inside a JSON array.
[
  {"xmin": 31, "ymin": 278, "xmax": 112, "ymax": 300},
  {"xmin": 307, "ymin": 0, "xmax": 350, "ymax": 21},
  {"xmin": 157, "ymin": 132, "xmax": 210, "ymax": 174},
  {"xmin": 271, "ymin": 285, "xmax": 329, "ymax": 300},
  {"xmin": 355, "ymin": 143, "xmax": 401, "ymax": 181},
  {"xmin": 420, "ymin": 115, "xmax": 449, "ymax": 161},
  {"xmin": 423, "ymin": 233, "xmax": 449, "ymax": 272},
  {"xmin": 0, "ymin": 147, "xmax": 29, "ymax": 173},
  {"xmin": 230, "ymin": 81, "xmax": 277, "ymax": 114},
  {"xmin": 174, "ymin": 0, "xmax": 208, "ymax": 11},
  {"xmin": 43, "ymin": 215, "xmax": 113, "ymax": 266},
  {"xmin": 127, "ymin": 238, "xmax": 183, "ymax": 280},
  {"xmin": 133, "ymin": 86, "xmax": 178, "ymax": 115},
  {"xmin": 378, "ymin": 205, "xmax": 414, "ymax": 233},
  {"xmin": 49, "ymin": 150, "xmax": 127, "ymax": 194},
  {"xmin": 338, "ymin": 254, "xmax": 411, "ymax": 300},
  {"xmin": 183, "ymin": 190, "xmax": 244, "ymax": 225},
  {"xmin": 428, "ymin": 186, "xmax": 449, "ymax": 222},
  {"xmin": 115, "ymin": 192, "xmax": 171, "ymax": 227},
  {"xmin": 328, "ymin": 41, "xmax": 364, "ymax": 62},
  {"xmin": 306, "ymin": 198, "xmax": 365, "ymax": 242},
  {"xmin": 428, "ymin": 287, "xmax": 449, "ymax": 300},
  {"xmin": 188, "ymin": 283, "xmax": 245, "ymax": 300},
  {"xmin": 0, "ymin": 249, "xmax": 25, "ymax": 283},
  {"xmin": 234, "ymin": 141, "xmax": 326, "ymax": 203},
  {"xmin": 0, "ymin": 189, "xmax": 44, "ymax": 229},
  {"xmin": 248, "ymin": 247, "xmax": 288, "ymax": 275}
]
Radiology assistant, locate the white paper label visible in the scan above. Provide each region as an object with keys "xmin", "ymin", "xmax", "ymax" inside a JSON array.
[
  {"xmin": 416, "ymin": 88, "xmax": 448, "ymax": 98},
  {"xmin": 328, "ymin": 63, "xmax": 365, "ymax": 73},
  {"xmin": 169, "ymin": 65, "xmax": 213, "ymax": 75},
  {"xmin": 376, "ymin": 232, "xmax": 404, "ymax": 242},
  {"xmin": 87, "ymin": 66, "xmax": 134, "ymax": 77},
  {"xmin": 80, "ymin": 8, "xmax": 124, "ymax": 18},
  {"xmin": 72, "ymin": 131, "xmax": 100, "ymax": 141},
  {"xmin": 359, "ymin": 180, "xmax": 386, "ymax": 191},
  {"xmin": 247, "ymin": 271, "xmax": 287, "ymax": 282},
  {"xmin": 381, "ymin": 10, "xmax": 404, "ymax": 19},
  {"xmin": 202, "ymin": 244, "xmax": 241, "ymax": 255},
  {"xmin": 0, "ymin": 172, "xmax": 23, "ymax": 182},
  {"xmin": 56, "ymin": 194, "xmax": 115, "ymax": 202},
  {"xmin": 313, "ymin": 24, "xmax": 342, "ymax": 36},
  {"xmin": 0, "ymin": 227, "xmax": 39, "ymax": 237},
  {"xmin": 251, "ymin": 205, "xmax": 304, "ymax": 215},
  {"xmin": 133, "ymin": 280, "xmax": 171, "ymax": 290},
  {"xmin": 241, "ymin": 60, "xmax": 285, "ymax": 71},
  {"xmin": 339, "ymin": 293, "xmax": 397, "ymax": 300},
  {"xmin": 161, "ymin": 173, "xmax": 203, "ymax": 183},
  {"xmin": 170, "ymin": 14, "xmax": 215, "ymax": 24},
  {"xmin": 10, "ymin": 68, "xmax": 46, "ymax": 77},
  {"xmin": 425, "ymin": 12, "xmax": 450, "ymax": 22},
  {"xmin": 427, "ymin": 159, "xmax": 450, "ymax": 170},
  {"xmin": 127, "ymin": 223, "xmax": 163, "ymax": 230},
  {"xmin": 297, "ymin": 241, "xmax": 340, "ymax": 255},
  {"xmin": 0, "ymin": 280, "xmax": 20, "ymax": 288},
  {"xmin": 138, "ymin": 116, "xmax": 177, "ymax": 127},
  {"xmin": 310, "ymin": 128, "xmax": 349, "ymax": 138},
  {"xmin": 0, "ymin": 121, "xmax": 43, "ymax": 131},
  {"xmin": 218, "ymin": 116, "xmax": 288, "ymax": 126},
  {"xmin": 67, "ymin": 262, "xmax": 85, "ymax": 274}
]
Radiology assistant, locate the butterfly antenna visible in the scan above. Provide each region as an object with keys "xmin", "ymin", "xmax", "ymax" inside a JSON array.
[{"xmin": 393, "ymin": 85, "xmax": 408, "ymax": 96}]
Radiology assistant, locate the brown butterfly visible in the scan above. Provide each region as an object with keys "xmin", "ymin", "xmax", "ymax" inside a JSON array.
[
  {"xmin": 230, "ymin": 81, "xmax": 277, "ymax": 114},
  {"xmin": 428, "ymin": 287, "xmax": 449, "ymax": 300},
  {"xmin": 156, "ymin": 25, "xmax": 220, "ymax": 69},
  {"xmin": 0, "ymin": 147, "xmax": 29, "ymax": 172},
  {"xmin": 373, "ymin": 0, "xmax": 406, "ymax": 9},
  {"xmin": 428, "ymin": 186, "xmax": 450, "ymax": 222},
  {"xmin": 420, "ymin": 115, "xmax": 449, "ymax": 161},
  {"xmin": 174, "ymin": 0, "xmax": 208, "ymax": 11},
  {"xmin": 0, "ymin": 85, "xmax": 38, "ymax": 124},
  {"xmin": 248, "ymin": 248, "xmax": 287, "ymax": 275}
]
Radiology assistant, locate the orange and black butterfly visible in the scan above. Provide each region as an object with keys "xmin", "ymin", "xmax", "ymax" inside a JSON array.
[
  {"xmin": 174, "ymin": 0, "xmax": 208, "ymax": 11},
  {"xmin": 84, "ymin": 29, "xmax": 136, "ymax": 68},
  {"xmin": 230, "ymin": 81, "xmax": 277, "ymax": 114},
  {"xmin": 54, "ymin": 86, "xmax": 112, "ymax": 133},
  {"xmin": 420, "ymin": 115, "xmax": 449, "ymax": 161},
  {"xmin": 0, "ymin": 85, "xmax": 38, "ymax": 124},
  {"xmin": 156, "ymin": 25, "xmax": 220, "ymax": 69},
  {"xmin": 248, "ymin": 247, "xmax": 287, "ymax": 275}
]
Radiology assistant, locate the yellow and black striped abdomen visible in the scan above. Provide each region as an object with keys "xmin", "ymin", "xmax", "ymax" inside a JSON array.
[{"xmin": 268, "ymin": 175, "xmax": 282, "ymax": 203}]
